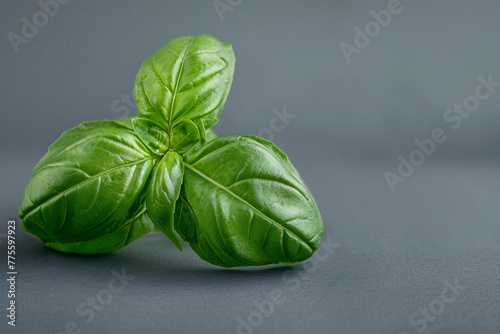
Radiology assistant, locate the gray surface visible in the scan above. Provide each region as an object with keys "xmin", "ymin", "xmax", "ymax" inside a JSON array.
[{"xmin": 1, "ymin": 1, "xmax": 500, "ymax": 333}]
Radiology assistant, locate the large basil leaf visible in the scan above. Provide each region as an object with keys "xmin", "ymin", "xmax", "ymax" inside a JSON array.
[
  {"xmin": 44, "ymin": 207, "xmax": 155, "ymax": 254},
  {"xmin": 146, "ymin": 151, "xmax": 184, "ymax": 251},
  {"xmin": 181, "ymin": 136, "xmax": 324, "ymax": 267},
  {"xmin": 134, "ymin": 34, "xmax": 235, "ymax": 132},
  {"xmin": 18, "ymin": 117, "xmax": 159, "ymax": 244}
]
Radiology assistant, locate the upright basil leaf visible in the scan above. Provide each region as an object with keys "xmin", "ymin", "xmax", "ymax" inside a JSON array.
[
  {"xmin": 18, "ymin": 117, "xmax": 159, "ymax": 244},
  {"xmin": 181, "ymin": 136, "xmax": 324, "ymax": 267},
  {"xmin": 132, "ymin": 117, "xmax": 169, "ymax": 155},
  {"xmin": 134, "ymin": 34, "xmax": 235, "ymax": 131},
  {"xmin": 146, "ymin": 151, "xmax": 184, "ymax": 250},
  {"xmin": 44, "ymin": 207, "xmax": 155, "ymax": 254}
]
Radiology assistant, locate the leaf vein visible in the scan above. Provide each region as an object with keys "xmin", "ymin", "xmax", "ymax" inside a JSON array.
[
  {"xmin": 22, "ymin": 157, "xmax": 156, "ymax": 220},
  {"xmin": 184, "ymin": 163, "xmax": 313, "ymax": 253}
]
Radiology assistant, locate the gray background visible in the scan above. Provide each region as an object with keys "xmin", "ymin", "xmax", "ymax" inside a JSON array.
[{"xmin": 1, "ymin": 0, "xmax": 499, "ymax": 333}]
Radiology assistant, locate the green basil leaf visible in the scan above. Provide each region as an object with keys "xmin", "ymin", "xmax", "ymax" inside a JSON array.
[
  {"xmin": 173, "ymin": 186, "xmax": 232, "ymax": 267},
  {"xmin": 201, "ymin": 117, "xmax": 218, "ymax": 130},
  {"xmin": 44, "ymin": 206, "xmax": 155, "ymax": 254},
  {"xmin": 174, "ymin": 186, "xmax": 196, "ymax": 243},
  {"xmin": 132, "ymin": 117, "xmax": 169, "ymax": 155},
  {"xmin": 170, "ymin": 119, "xmax": 201, "ymax": 154},
  {"xmin": 146, "ymin": 151, "xmax": 184, "ymax": 250},
  {"xmin": 182, "ymin": 136, "xmax": 324, "ymax": 267},
  {"xmin": 134, "ymin": 34, "xmax": 235, "ymax": 131},
  {"xmin": 178, "ymin": 120, "xmax": 220, "ymax": 160},
  {"xmin": 205, "ymin": 129, "xmax": 218, "ymax": 142},
  {"xmin": 191, "ymin": 118, "xmax": 207, "ymax": 145},
  {"xmin": 18, "ymin": 117, "xmax": 159, "ymax": 244}
]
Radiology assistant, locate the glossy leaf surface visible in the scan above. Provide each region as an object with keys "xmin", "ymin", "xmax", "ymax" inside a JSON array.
[
  {"xmin": 181, "ymin": 136, "xmax": 324, "ymax": 267},
  {"xmin": 134, "ymin": 34, "xmax": 235, "ymax": 131},
  {"xmin": 146, "ymin": 151, "xmax": 184, "ymax": 250},
  {"xmin": 170, "ymin": 119, "xmax": 201, "ymax": 154},
  {"xmin": 19, "ymin": 117, "xmax": 158, "ymax": 244},
  {"xmin": 132, "ymin": 117, "xmax": 169, "ymax": 155},
  {"xmin": 45, "ymin": 208, "xmax": 155, "ymax": 254}
]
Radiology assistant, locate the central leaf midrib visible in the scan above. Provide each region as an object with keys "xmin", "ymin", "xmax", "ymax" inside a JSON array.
[
  {"xmin": 184, "ymin": 163, "xmax": 313, "ymax": 252},
  {"xmin": 167, "ymin": 37, "xmax": 195, "ymax": 133}
]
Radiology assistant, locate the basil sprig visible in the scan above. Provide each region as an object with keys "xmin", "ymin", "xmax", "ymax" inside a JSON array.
[{"xmin": 19, "ymin": 35, "xmax": 324, "ymax": 267}]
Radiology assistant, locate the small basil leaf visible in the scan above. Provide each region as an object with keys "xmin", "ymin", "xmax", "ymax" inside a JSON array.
[
  {"xmin": 132, "ymin": 117, "xmax": 169, "ymax": 155},
  {"xmin": 205, "ymin": 129, "xmax": 218, "ymax": 142},
  {"xmin": 170, "ymin": 119, "xmax": 200, "ymax": 154},
  {"xmin": 178, "ymin": 120, "xmax": 218, "ymax": 157},
  {"xmin": 44, "ymin": 206, "xmax": 154, "ymax": 254},
  {"xmin": 19, "ymin": 117, "xmax": 159, "ymax": 244},
  {"xmin": 146, "ymin": 151, "xmax": 184, "ymax": 251},
  {"xmin": 191, "ymin": 118, "xmax": 206, "ymax": 145},
  {"xmin": 134, "ymin": 34, "xmax": 235, "ymax": 131},
  {"xmin": 182, "ymin": 136, "xmax": 324, "ymax": 267},
  {"xmin": 202, "ymin": 118, "xmax": 218, "ymax": 130}
]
